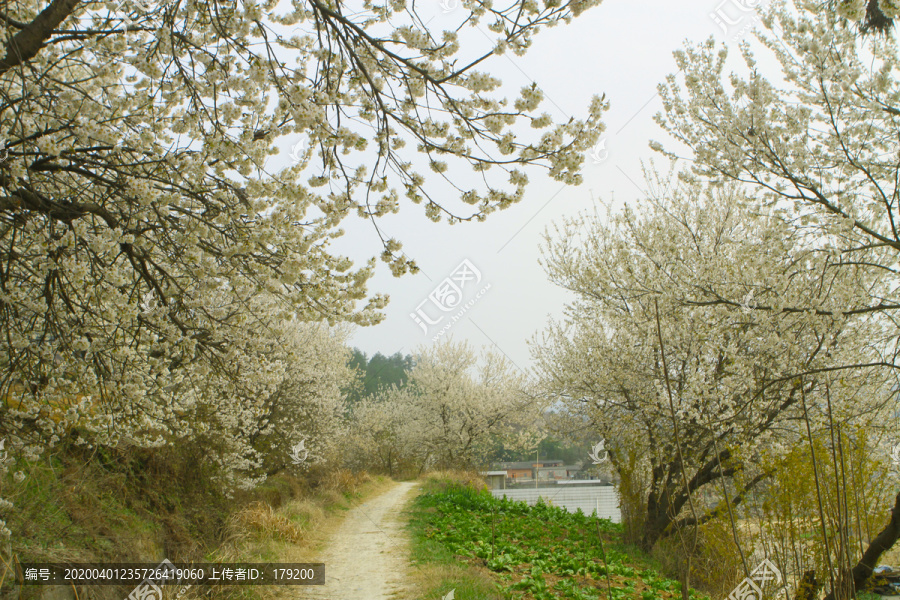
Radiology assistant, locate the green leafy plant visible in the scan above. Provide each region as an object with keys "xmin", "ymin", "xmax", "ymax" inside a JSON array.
[{"xmin": 411, "ymin": 480, "xmax": 704, "ymax": 600}]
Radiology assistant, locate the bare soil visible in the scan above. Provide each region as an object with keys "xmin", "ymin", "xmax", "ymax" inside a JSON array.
[{"xmin": 294, "ymin": 481, "xmax": 420, "ymax": 600}]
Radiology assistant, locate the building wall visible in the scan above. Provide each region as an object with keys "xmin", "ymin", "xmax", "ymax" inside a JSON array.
[
  {"xmin": 489, "ymin": 486, "xmax": 621, "ymax": 522},
  {"xmin": 538, "ymin": 468, "xmax": 567, "ymax": 479},
  {"xmin": 486, "ymin": 475, "xmax": 506, "ymax": 489}
]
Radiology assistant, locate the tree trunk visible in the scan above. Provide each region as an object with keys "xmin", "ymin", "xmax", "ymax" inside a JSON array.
[
  {"xmin": 823, "ymin": 491, "xmax": 900, "ymax": 600},
  {"xmin": 640, "ymin": 516, "xmax": 668, "ymax": 552},
  {"xmin": 794, "ymin": 570, "xmax": 821, "ymax": 600},
  {"xmin": 0, "ymin": 0, "xmax": 81, "ymax": 76},
  {"xmin": 639, "ymin": 467, "xmax": 768, "ymax": 552}
]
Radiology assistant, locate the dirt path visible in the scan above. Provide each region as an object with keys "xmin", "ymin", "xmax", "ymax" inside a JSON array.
[{"xmin": 295, "ymin": 481, "xmax": 420, "ymax": 600}]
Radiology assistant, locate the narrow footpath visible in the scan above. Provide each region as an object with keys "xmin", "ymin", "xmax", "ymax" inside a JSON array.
[{"xmin": 295, "ymin": 481, "xmax": 420, "ymax": 600}]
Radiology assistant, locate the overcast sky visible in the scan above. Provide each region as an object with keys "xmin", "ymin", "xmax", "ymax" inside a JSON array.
[{"xmin": 331, "ymin": 0, "xmax": 770, "ymax": 374}]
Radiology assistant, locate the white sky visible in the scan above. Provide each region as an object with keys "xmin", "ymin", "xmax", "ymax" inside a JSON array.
[{"xmin": 333, "ymin": 0, "xmax": 771, "ymax": 374}]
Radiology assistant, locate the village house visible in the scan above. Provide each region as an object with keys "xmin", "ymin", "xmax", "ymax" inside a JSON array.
[{"xmin": 491, "ymin": 459, "xmax": 584, "ymax": 484}]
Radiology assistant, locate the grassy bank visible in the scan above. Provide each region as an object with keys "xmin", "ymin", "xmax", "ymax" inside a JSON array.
[
  {"xmin": 3, "ymin": 441, "xmax": 385, "ymax": 600},
  {"xmin": 406, "ymin": 473, "xmax": 711, "ymax": 600},
  {"xmin": 199, "ymin": 470, "xmax": 393, "ymax": 600}
]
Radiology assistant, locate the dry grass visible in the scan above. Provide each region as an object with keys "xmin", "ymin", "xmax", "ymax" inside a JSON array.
[
  {"xmin": 320, "ymin": 468, "xmax": 372, "ymax": 492},
  {"xmin": 226, "ymin": 501, "xmax": 307, "ymax": 544},
  {"xmin": 405, "ymin": 561, "xmax": 502, "ymax": 600},
  {"xmin": 199, "ymin": 471, "xmax": 394, "ymax": 600},
  {"xmin": 423, "ymin": 469, "xmax": 488, "ymax": 492}
]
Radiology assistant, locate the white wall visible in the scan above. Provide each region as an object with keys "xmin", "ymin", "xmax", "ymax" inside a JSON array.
[{"xmin": 489, "ymin": 486, "xmax": 621, "ymax": 522}]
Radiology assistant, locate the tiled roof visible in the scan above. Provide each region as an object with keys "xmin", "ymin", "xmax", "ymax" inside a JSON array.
[{"xmin": 495, "ymin": 460, "xmax": 566, "ymax": 469}]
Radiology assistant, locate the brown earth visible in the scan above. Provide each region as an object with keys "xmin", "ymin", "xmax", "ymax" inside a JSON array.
[{"xmin": 294, "ymin": 481, "xmax": 420, "ymax": 600}]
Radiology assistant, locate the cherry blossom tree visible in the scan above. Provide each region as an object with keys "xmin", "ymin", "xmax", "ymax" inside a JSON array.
[
  {"xmin": 533, "ymin": 174, "xmax": 895, "ymax": 552},
  {"xmin": 345, "ymin": 386, "xmax": 430, "ymax": 477},
  {"xmin": 346, "ymin": 340, "xmax": 544, "ymax": 474},
  {"xmin": 653, "ymin": 1, "xmax": 900, "ymax": 586},
  {"xmin": 66, "ymin": 293, "xmax": 358, "ymax": 489},
  {"xmin": 654, "ymin": 0, "xmax": 900, "ymax": 354},
  {"xmin": 0, "ymin": 0, "xmax": 607, "ymax": 477},
  {"xmin": 244, "ymin": 322, "xmax": 356, "ymax": 479},
  {"xmin": 837, "ymin": 0, "xmax": 899, "ymax": 35},
  {"xmin": 404, "ymin": 340, "xmax": 544, "ymax": 469}
]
